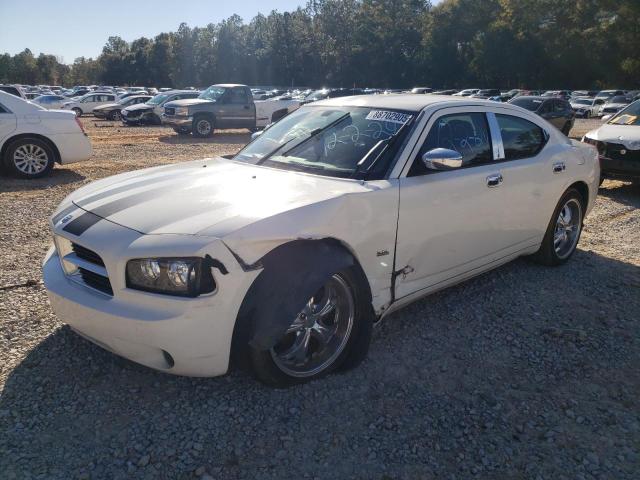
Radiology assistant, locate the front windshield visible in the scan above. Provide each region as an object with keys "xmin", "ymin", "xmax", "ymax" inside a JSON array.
[
  {"xmin": 305, "ymin": 90, "xmax": 328, "ymax": 101},
  {"xmin": 233, "ymin": 106, "xmax": 414, "ymax": 178},
  {"xmin": 607, "ymin": 100, "xmax": 640, "ymax": 126},
  {"xmin": 198, "ymin": 86, "xmax": 226, "ymax": 101},
  {"xmin": 511, "ymin": 97, "xmax": 543, "ymax": 111},
  {"xmin": 147, "ymin": 93, "xmax": 171, "ymax": 105}
]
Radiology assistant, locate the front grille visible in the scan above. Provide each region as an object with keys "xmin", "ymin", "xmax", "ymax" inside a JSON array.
[
  {"xmin": 165, "ymin": 107, "xmax": 175, "ymax": 115},
  {"xmin": 72, "ymin": 243, "xmax": 105, "ymax": 266},
  {"xmin": 79, "ymin": 268, "xmax": 113, "ymax": 295},
  {"xmin": 70, "ymin": 242, "xmax": 113, "ymax": 296}
]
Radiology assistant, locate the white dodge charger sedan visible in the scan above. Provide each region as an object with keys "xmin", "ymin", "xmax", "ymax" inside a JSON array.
[
  {"xmin": 0, "ymin": 91, "xmax": 92, "ymax": 178},
  {"xmin": 43, "ymin": 95, "xmax": 599, "ymax": 386}
]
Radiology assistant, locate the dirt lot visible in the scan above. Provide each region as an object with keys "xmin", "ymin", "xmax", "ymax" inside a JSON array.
[{"xmin": 0, "ymin": 118, "xmax": 638, "ymax": 479}]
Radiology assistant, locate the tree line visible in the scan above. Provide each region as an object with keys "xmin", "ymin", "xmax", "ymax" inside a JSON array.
[{"xmin": 1, "ymin": 0, "xmax": 638, "ymax": 89}]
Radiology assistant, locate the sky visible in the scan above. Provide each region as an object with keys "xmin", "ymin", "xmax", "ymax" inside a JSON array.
[{"xmin": 0, "ymin": 0, "xmax": 306, "ymax": 63}]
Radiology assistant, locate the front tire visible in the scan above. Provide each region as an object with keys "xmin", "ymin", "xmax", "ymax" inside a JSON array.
[
  {"xmin": 108, "ymin": 110, "xmax": 122, "ymax": 121},
  {"xmin": 248, "ymin": 268, "xmax": 373, "ymax": 387},
  {"xmin": 192, "ymin": 116, "xmax": 214, "ymax": 138},
  {"xmin": 532, "ymin": 188, "xmax": 584, "ymax": 266},
  {"xmin": 72, "ymin": 108, "xmax": 82, "ymax": 117},
  {"xmin": 3, "ymin": 138, "xmax": 55, "ymax": 178}
]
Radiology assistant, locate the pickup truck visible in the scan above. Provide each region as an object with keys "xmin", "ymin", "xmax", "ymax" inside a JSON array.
[{"xmin": 162, "ymin": 84, "xmax": 300, "ymax": 137}]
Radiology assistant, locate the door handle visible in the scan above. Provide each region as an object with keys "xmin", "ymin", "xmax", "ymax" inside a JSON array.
[
  {"xmin": 553, "ymin": 162, "xmax": 566, "ymax": 173},
  {"xmin": 486, "ymin": 173, "xmax": 503, "ymax": 188}
]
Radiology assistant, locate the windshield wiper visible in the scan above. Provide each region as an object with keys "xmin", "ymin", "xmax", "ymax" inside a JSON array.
[
  {"xmin": 257, "ymin": 112, "xmax": 351, "ymax": 165},
  {"xmin": 352, "ymin": 116, "xmax": 415, "ymax": 178}
]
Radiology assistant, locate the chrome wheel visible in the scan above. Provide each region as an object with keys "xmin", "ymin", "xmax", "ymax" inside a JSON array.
[
  {"xmin": 196, "ymin": 119, "xmax": 212, "ymax": 135},
  {"xmin": 13, "ymin": 144, "xmax": 50, "ymax": 175},
  {"xmin": 554, "ymin": 198, "xmax": 582, "ymax": 259},
  {"xmin": 271, "ymin": 274, "xmax": 355, "ymax": 378},
  {"xmin": 112, "ymin": 111, "xmax": 122, "ymax": 121}
]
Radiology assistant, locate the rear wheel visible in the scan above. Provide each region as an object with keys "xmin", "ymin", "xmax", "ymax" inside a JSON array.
[
  {"xmin": 3, "ymin": 138, "xmax": 55, "ymax": 178},
  {"xmin": 108, "ymin": 110, "xmax": 122, "ymax": 121},
  {"xmin": 248, "ymin": 268, "xmax": 373, "ymax": 387},
  {"xmin": 72, "ymin": 107, "xmax": 82, "ymax": 117},
  {"xmin": 192, "ymin": 116, "xmax": 214, "ymax": 138},
  {"xmin": 532, "ymin": 188, "xmax": 584, "ymax": 266}
]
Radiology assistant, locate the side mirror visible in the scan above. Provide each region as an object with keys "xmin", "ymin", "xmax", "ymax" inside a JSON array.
[
  {"xmin": 422, "ymin": 148, "xmax": 463, "ymax": 170},
  {"xmin": 251, "ymin": 130, "xmax": 264, "ymax": 141}
]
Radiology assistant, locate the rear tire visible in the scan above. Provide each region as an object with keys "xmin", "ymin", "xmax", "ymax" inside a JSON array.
[
  {"xmin": 192, "ymin": 116, "xmax": 214, "ymax": 138},
  {"xmin": 72, "ymin": 108, "xmax": 82, "ymax": 117},
  {"xmin": 248, "ymin": 268, "xmax": 373, "ymax": 387},
  {"xmin": 3, "ymin": 137, "xmax": 55, "ymax": 178},
  {"xmin": 108, "ymin": 110, "xmax": 121, "ymax": 121},
  {"xmin": 532, "ymin": 188, "xmax": 584, "ymax": 266}
]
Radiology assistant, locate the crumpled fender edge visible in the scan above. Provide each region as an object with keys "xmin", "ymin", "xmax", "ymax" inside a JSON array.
[{"xmin": 229, "ymin": 239, "xmax": 355, "ymax": 352}]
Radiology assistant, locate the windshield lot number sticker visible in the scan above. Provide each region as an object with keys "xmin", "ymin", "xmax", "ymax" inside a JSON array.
[{"xmin": 365, "ymin": 110, "xmax": 412, "ymax": 125}]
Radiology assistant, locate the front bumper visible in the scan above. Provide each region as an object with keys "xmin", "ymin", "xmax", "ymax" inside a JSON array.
[
  {"xmin": 162, "ymin": 114, "xmax": 193, "ymax": 127},
  {"xmin": 600, "ymin": 152, "xmax": 640, "ymax": 180},
  {"xmin": 42, "ymin": 218, "xmax": 260, "ymax": 377}
]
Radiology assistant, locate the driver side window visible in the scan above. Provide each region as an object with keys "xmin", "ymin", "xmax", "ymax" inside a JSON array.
[{"xmin": 408, "ymin": 112, "xmax": 492, "ymax": 176}]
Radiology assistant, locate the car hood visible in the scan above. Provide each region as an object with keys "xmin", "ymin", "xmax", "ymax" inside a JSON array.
[
  {"xmin": 584, "ymin": 124, "xmax": 640, "ymax": 150},
  {"xmin": 123, "ymin": 103, "xmax": 153, "ymax": 112},
  {"xmin": 164, "ymin": 98, "xmax": 213, "ymax": 108},
  {"xmin": 70, "ymin": 157, "xmax": 371, "ymax": 237}
]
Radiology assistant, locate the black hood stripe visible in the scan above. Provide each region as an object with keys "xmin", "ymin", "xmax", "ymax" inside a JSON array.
[
  {"xmin": 52, "ymin": 204, "xmax": 77, "ymax": 225},
  {"xmin": 52, "ymin": 173, "xmax": 181, "ymax": 226},
  {"xmin": 74, "ymin": 172, "xmax": 189, "ymax": 209},
  {"xmin": 62, "ymin": 211, "xmax": 103, "ymax": 236},
  {"xmin": 62, "ymin": 186, "xmax": 174, "ymax": 236}
]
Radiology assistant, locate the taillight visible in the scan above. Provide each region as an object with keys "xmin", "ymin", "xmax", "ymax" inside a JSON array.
[{"xmin": 75, "ymin": 116, "xmax": 86, "ymax": 135}]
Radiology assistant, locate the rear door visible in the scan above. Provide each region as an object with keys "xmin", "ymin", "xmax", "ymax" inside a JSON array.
[{"xmin": 0, "ymin": 99, "xmax": 17, "ymax": 144}]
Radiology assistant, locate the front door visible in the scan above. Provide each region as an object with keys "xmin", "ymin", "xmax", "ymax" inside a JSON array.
[{"xmin": 218, "ymin": 87, "xmax": 255, "ymax": 129}]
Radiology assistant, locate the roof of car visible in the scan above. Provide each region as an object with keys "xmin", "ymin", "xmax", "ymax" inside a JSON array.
[{"xmin": 314, "ymin": 94, "xmax": 516, "ymax": 112}]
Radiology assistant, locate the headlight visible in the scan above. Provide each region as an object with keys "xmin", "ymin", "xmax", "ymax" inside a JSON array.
[
  {"xmin": 126, "ymin": 257, "xmax": 215, "ymax": 297},
  {"xmin": 174, "ymin": 106, "xmax": 189, "ymax": 116}
]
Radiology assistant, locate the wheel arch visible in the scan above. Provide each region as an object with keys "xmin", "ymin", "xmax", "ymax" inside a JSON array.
[
  {"xmin": 1, "ymin": 133, "xmax": 61, "ymax": 164},
  {"xmin": 567, "ymin": 181, "xmax": 589, "ymax": 214},
  {"xmin": 229, "ymin": 237, "xmax": 372, "ymax": 370}
]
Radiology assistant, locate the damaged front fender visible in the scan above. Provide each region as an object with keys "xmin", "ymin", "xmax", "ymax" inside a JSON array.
[{"xmin": 233, "ymin": 240, "xmax": 354, "ymax": 351}]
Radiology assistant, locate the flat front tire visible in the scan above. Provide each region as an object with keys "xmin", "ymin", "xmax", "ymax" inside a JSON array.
[
  {"xmin": 532, "ymin": 188, "xmax": 584, "ymax": 266},
  {"xmin": 248, "ymin": 268, "xmax": 373, "ymax": 387},
  {"xmin": 3, "ymin": 138, "xmax": 55, "ymax": 178}
]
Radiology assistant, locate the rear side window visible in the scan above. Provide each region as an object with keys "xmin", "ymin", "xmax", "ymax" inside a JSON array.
[
  {"xmin": 496, "ymin": 114, "xmax": 547, "ymax": 160},
  {"xmin": 409, "ymin": 112, "xmax": 492, "ymax": 176},
  {"xmin": 0, "ymin": 86, "xmax": 20, "ymax": 97},
  {"xmin": 230, "ymin": 88, "xmax": 249, "ymax": 104}
]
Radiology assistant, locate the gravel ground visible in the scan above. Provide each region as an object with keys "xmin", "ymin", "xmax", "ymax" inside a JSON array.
[{"xmin": 0, "ymin": 118, "xmax": 638, "ymax": 480}]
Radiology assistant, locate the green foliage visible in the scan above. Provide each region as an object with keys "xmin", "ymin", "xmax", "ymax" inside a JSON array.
[{"xmin": 0, "ymin": 0, "xmax": 638, "ymax": 88}]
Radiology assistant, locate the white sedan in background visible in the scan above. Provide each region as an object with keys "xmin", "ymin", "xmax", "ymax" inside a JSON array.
[
  {"xmin": 44, "ymin": 95, "xmax": 598, "ymax": 386},
  {"xmin": 0, "ymin": 91, "xmax": 92, "ymax": 178},
  {"xmin": 61, "ymin": 92, "xmax": 117, "ymax": 117}
]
